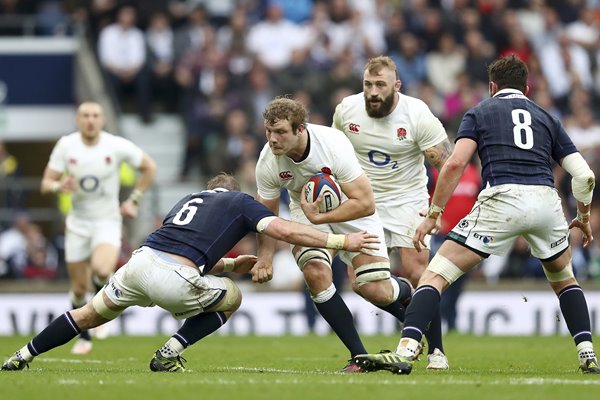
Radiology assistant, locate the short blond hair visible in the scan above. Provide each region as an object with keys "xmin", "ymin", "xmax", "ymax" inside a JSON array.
[
  {"xmin": 263, "ymin": 97, "xmax": 308, "ymax": 133},
  {"xmin": 364, "ymin": 56, "xmax": 398, "ymax": 79}
]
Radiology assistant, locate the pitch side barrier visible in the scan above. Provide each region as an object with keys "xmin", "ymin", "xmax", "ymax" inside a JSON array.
[{"xmin": 0, "ymin": 287, "xmax": 599, "ymax": 336}]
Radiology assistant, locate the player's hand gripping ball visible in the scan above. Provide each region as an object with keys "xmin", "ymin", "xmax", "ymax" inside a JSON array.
[{"xmin": 304, "ymin": 173, "xmax": 342, "ymax": 213}]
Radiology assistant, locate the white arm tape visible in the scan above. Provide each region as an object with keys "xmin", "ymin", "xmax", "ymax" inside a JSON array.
[
  {"xmin": 256, "ymin": 216, "xmax": 278, "ymax": 233},
  {"xmin": 562, "ymin": 153, "xmax": 595, "ymax": 205}
]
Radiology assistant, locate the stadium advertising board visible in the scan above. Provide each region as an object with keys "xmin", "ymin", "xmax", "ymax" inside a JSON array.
[{"xmin": 0, "ymin": 291, "xmax": 598, "ymax": 336}]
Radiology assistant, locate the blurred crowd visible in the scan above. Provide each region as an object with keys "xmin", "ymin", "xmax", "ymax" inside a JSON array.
[{"xmin": 1, "ymin": 0, "xmax": 600, "ymax": 285}]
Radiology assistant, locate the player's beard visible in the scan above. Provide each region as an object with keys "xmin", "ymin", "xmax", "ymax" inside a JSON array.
[{"xmin": 365, "ymin": 92, "xmax": 395, "ymax": 118}]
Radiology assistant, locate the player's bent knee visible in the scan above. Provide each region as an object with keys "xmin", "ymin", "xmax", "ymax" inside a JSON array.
[
  {"xmin": 92, "ymin": 289, "xmax": 123, "ymax": 320},
  {"xmin": 543, "ymin": 261, "xmax": 575, "ymax": 282},
  {"xmin": 207, "ymin": 277, "xmax": 242, "ymax": 313},
  {"xmin": 295, "ymin": 248, "xmax": 332, "ymax": 270},
  {"xmin": 311, "ymin": 283, "xmax": 336, "ymax": 303},
  {"xmin": 354, "ymin": 262, "xmax": 390, "ymax": 287},
  {"xmin": 427, "ymin": 253, "xmax": 464, "ymax": 284}
]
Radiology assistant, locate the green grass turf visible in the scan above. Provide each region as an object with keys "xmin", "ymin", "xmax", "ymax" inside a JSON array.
[{"xmin": 0, "ymin": 334, "xmax": 598, "ymax": 400}]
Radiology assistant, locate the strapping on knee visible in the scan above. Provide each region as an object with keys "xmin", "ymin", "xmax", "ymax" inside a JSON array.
[
  {"xmin": 354, "ymin": 262, "xmax": 391, "ymax": 287},
  {"xmin": 92, "ymin": 289, "xmax": 122, "ymax": 320},
  {"xmin": 295, "ymin": 248, "xmax": 332, "ymax": 270},
  {"xmin": 427, "ymin": 253, "xmax": 464, "ymax": 284},
  {"xmin": 543, "ymin": 261, "xmax": 575, "ymax": 282},
  {"xmin": 310, "ymin": 283, "xmax": 336, "ymax": 303}
]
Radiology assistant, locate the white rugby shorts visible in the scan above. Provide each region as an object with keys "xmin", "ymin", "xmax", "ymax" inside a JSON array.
[
  {"xmin": 376, "ymin": 192, "xmax": 430, "ymax": 250},
  {"xmin": 64, "ymin": 214, "xmax": 122, "ymax": 262},
  {"xmin": 103, "ymin": 246, "xmax": 227, "ymax": 320},
  {"xmin": 448, "ymin": 184, "xmax": 570, "ymax": 259},
  {"xmin": 290, "ymin": 204, "xmax": 389, "ymax": 265}
]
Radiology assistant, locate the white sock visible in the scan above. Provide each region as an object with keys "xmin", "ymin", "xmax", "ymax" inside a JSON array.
[
  {"xmin": 160, "ymin": 337, "xmax": 185, "ymax": 358},
  {"xmin": 18, "ymin": 345, "xmax": 34, "ymax": 362},
  {"xmin": 577, "ymin": 341, "xmax": 596, "ymax": 361},
  {"xmin": 396, "ymin": 337, "xmax": 421, "ymax": 360}
]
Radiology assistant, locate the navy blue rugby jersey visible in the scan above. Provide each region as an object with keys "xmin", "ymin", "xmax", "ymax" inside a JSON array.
[
  {"xmin": 456, "ymin": 89, "xmax": 577, "ymax": 187},
  {"xmin": 143, "ymin": 189, "xmax": 274, "ymax": 274}
]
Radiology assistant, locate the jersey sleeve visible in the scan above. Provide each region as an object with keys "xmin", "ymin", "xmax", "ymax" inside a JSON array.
[
  {"xmin": 455, "ymin": 110, "xmax": 478, "ymax": 143},
  {"xmin": 553, "ymin": 122, "xmax": 578, "ymax": 161},
  {"xmin": 415, "ymin": 101, "xmax": 448, "ymax": 151},
  {"xmin": 46, "ymin": 137, "xmax": 67, "ymax": 173},
  {"xmin": 114, "ymin": 136, "xmax": 144, "ymax": 167},
  {"xmin": 332, "ymin": 102, "xmax": 345, "ymax": 131},
  {"xmin": 330, "ymin": 132, "xmax": 364, "ymax": 184},
  {"xmin": 240, "ymin": 193, "xmax": 276, "ymax": 231},
  {"xmin": 255, "ymin": 155, "xmax": 281, "ymax": 200}
]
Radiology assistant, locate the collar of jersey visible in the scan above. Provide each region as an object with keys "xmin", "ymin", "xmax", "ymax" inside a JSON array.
[{"xmin": 493, "ymin": 88, "xmax": 524, "ymax": 98}]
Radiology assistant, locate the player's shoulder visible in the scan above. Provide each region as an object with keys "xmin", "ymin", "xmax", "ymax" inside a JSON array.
[
  {"xmin": 257, "ymin": 142, "xmax": 275, "ymax": 165},
  {"xmin": 398, "ymin": 92, "xmax": 432, "ymax": 112},
  {"xmin": 337, "ymin": 93, "xmax": 365, "ymax": 114}
]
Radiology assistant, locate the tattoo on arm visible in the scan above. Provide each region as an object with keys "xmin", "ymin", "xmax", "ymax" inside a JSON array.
[{"xmin": 424, "ymin": 139, "xmax": 452, "ymax": 170}]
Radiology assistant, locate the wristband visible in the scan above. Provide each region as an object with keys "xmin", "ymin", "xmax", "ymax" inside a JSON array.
[
  {"xmin": 128, "ymin": 189, "xmax": 144, "ymax": 206},
  {"xmin": 426, "ymin": 204, "xmax": 444, "ymax": 219},
  {"xmin": 222, "ymin": 258, "xmax": 235, "ymax": 272},
  {"xmin": 326, "ymin": 234, "xmax": 346, "ymax": 250},
  {"xmin": 576, "ymin": 209, "xmax": 590, "ymax": 224},
  {"xmin": 51, "ymin": 181, "xmax": 61, "ymax": 193}
]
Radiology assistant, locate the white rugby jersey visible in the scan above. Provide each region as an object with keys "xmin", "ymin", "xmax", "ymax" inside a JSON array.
[
  {"xmin": 47, "ymin": 131, "xmax": 143, "ymax": 220},
  {"xmin": 333, "ymin": 92, "xmax": 447, "ymax": 201},
  {"xmin": 256, "ymin": 123, "xmax": 363, "ymax": 207}
]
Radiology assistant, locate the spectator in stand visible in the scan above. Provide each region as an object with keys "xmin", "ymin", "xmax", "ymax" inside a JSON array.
[
  {"xmin": 246, "ymin": 2, "xmax": 306, "ymax": 71},
  {"xmin": 97, "ymin": 5, "xmax": 152, "ymax": 123},
  {"xmin": 0, "ymin": 213, "xmax": 30, "ymax": 279},
  {"xmin": 172, "ymin": 5, "xmax": 213, "ymax": 65},
  {"xmin": 426, "ymin": 32, "xmax": 466, "ymax": 97},
  {"xmin": 390, "ymin": 32, "xmax": 428, "ymax": 94},
  {"xmin": 0, "ymin": 141, "xmax": 25, "ymax": 221},
  {"xmin": 145, "ymin": 11, "xmax": 177, "ymax": 113}
]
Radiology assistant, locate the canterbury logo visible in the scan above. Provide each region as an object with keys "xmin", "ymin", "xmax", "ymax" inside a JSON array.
[
  {"xmin": 349, "ymin": 123, "xmax": 360, "ymax": 133},
  {"xmin": 279, "ymin": 171, "xmax": 293, "ymax": 180}
]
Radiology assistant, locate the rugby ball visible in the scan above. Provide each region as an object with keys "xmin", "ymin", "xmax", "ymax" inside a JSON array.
[{"xmin": 304, "ymin": 173, "xmax": 342, "ymax": 213}]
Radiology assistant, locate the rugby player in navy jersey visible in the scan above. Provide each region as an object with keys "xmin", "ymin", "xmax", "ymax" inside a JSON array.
[
  {"xmin": 354, "ymin": 55, "xmax": 599, "ymax": 374},
  {"xmin": 1, "ymin": 173, "xmax": 380, "ymax": 373}
]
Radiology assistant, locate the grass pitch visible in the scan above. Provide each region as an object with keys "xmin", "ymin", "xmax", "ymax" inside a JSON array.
[{"xmin": 0, "ymin": 334, "xmax": 598, "ymax": 400}]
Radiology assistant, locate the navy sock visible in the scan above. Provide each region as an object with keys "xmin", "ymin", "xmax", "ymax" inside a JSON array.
[
  {"xmin": 373, "ymin": 276, "xmax": 413, "ymax": 322},
  {"xmin": 402, "ymin": 285, "xmax": 440, "ymax": 343},
  {"xmin": 558, "ymin": 285, "xmax": 593, "ymax": 345},
  {"xmin": 314, "ymin": 292, "xmax": 367, "ymax": 356},
  {"xmin": 27, "ymin": 312, "xmax": 81, "ymax": 356},
  {"xmin": 423, "ymin": 309, "xmax": 444, "ymax": 354},
  {"xmin": 173, "ymin": 312, "xmax": 227, "ymax": 348}
]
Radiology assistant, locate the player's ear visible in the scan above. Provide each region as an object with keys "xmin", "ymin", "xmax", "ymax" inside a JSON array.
[
  {"xmin": 296, "ymin": 123, "xmax": 305, "ymax": 135},
  {"xmin": 395, "ymin": 79, "xmax": 402, "ymax": 92},
  {"xmin": 488, "ymin": 81, "xmax": 497, "ymax": 96},
  {"xmin": 524, "ymin": 84, "xmax": 530, "ymax": 96}
]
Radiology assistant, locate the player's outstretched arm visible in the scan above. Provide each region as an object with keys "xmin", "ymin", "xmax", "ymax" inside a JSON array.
[{"xmin": 261, "ymin": 217, "xmax": 380, "ymax": 253}]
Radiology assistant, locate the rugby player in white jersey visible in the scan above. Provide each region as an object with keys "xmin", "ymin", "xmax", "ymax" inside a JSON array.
[
  {"xmin": 333, "ymin": 56, "xmax": 452, "ymax": 370},
  {"xmin": 255, "ymin": 97, "xmax": 414, "ymax": 372},
  {"xmin": 40, "ymin": 102, "xmax": 157, "ymax": 354}
]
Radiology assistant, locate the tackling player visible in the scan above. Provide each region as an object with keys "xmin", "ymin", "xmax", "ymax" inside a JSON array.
[
  {"xmin": 254, "ymin": 97, "xmax": 414, "ymax": 372},
  {"xmin": 333, "ymin": 56, "xmax": 451, "ymax": 369},
  {"xmin": 40, "ymin": 102, "xmax": 157, "ymax": 354},
  {"xmin": 1, "ymin": 173, "xmax": 380, "ymax": 372},
  {"xmin": 355, "ymin": 55, "xmax": 599, "ymax": 375}
]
